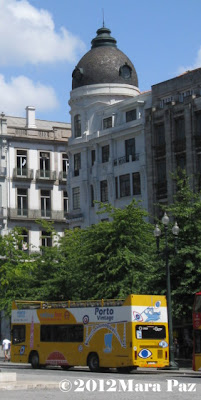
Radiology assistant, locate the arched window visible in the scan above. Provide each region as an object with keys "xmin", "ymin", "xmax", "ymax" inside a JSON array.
[{"xmin": 74, "ymin": 114, "xmax": 81, "ymax": 138}]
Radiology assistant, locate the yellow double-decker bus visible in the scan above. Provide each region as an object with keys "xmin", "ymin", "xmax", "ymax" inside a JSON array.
[{"xmin": 11, "ymin": 294, "xmax": 169, "ymax": 371}]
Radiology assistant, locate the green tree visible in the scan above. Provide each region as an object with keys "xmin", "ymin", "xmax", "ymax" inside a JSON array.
[
  {"xmin": 0, "ymin": 227, "xmax": 35, "ymax": 314},
  {"xmin": 61, "ymin": 200, "xmax": 156, "ymax": 300},
  {"xmin": 149, "ymin": 171, "xmax": 201, "ymax": 321}
]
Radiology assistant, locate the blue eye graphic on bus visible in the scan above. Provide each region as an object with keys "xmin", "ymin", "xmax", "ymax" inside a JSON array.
[
  {"xmin": 133, "ymin": 311, "xmax": 143, "ymax": 321},
  {"xmin": 20, "ymin": 345, "xmax": 25, "ymax": 355},
  {"xmin": 159, "ymin": 340, "xmax": 168, "ymax": 348},
  {"xmin": 138, "ymin": 349, "xmax": 152, "ymax": 359}
]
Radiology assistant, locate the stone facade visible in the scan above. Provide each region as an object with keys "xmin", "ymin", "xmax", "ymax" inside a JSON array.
[
  {"xmin": 145, "ymin": 68, "xmax": 201, "ymax": 219},
  {"xmin": 0, "ymin": 107, "xmax": 71, "ymax": 251}
]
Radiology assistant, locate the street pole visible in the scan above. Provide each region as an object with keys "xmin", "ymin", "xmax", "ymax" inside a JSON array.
[
  {"xmin": 154, "ymin": 213, "xmax": 179, "ymax": 370},
  {"xmin": 164, "ymin": 225, "xmax": 178, "ymax": 370}
]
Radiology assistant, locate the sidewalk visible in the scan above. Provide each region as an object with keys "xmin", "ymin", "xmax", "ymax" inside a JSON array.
[{"xmin": 0, "ymin": 347, "xmax": 200, "ymax": 391}]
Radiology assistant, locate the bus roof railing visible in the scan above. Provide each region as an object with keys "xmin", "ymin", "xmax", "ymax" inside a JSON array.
[{"xmin": 13, "ymin": 298, "xmax": 125, "ymax": 309}]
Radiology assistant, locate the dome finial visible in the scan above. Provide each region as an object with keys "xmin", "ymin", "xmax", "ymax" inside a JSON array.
[
  {"xmin": 102, "ymin": 8, "xmax": 105, "ymax": 27},
  {"xmin": 91, "ymin": 26, "xmax": 117, "ymax": 49}
]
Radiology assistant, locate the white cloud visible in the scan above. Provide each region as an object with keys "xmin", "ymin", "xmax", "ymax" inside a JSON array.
[
  {"xmin": 0, "ymin": 0, "xmax": 85, "ymax": 66},
  {"xmin": 0, "ymin": 74, "xmax": 59, "ymax": 115},
  {"xmin": 178, "ymin": 46, "xmax": 201, "ymax": 74}
]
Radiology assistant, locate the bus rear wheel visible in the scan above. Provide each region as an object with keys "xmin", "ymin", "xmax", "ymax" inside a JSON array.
[
  {"xmin": 30, "ymin": 351, "xmax": 40, "ymax": 369},
  {"xmin": 88, "ymin": 353, "xmax": 99, "ymax": 372}
]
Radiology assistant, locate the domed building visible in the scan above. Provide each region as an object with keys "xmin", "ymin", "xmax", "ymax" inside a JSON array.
[{"xmin": 67, "ymin": 26, "xmax": 151, "ymax": 227}]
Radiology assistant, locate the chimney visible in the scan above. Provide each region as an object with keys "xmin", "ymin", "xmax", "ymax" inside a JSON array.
[{"xmin": 26, "ymin": 106, "xmax": 36, "ymax": 128}]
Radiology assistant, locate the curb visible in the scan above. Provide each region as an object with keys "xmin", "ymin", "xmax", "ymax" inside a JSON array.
[{"xmin": 0, "ymin": 382, "xmax": 59, "ymax": 391}]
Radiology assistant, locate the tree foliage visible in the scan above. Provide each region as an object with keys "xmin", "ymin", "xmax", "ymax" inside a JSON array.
[{"xmin": 1, "ymin": 175, "xmax": 201, "ymax": 325}]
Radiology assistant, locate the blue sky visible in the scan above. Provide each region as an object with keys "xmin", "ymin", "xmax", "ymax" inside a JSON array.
[{"xmin": 0, "ymin": 0, "xmax": 201, "ymax": 123}]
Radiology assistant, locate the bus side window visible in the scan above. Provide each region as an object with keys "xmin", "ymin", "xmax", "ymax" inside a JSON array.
[
  {"xmin": 195, "ymin": 296, "xmax": 201, "ymax": 312},
  {"xmin": 195, "ymin": 330, "xmax": 201, "ymax": 353},
  {"xmin": 12, "ymin": 325, "xmax": 26, "ymax": 344}
]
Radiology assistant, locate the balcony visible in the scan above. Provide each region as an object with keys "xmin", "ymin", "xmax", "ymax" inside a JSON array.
[
  {"xmin": 0, "ymin": 207, "xmax": 5, "ymax": 217},
  {"xmin": 66, "ymin": 212, "xmax": 83, "ymax": 223},
  {"xmin": 13, "ymin": 168, "xmax": 34, "ymax": 181},
  {"xmin": 59, "ymin": 171, "xmax": 67, "ymax": 183},
  {"xmin": 8, "ymin": 208, "xmax": 66, "ymax": 221},
  {"xmin": 35, "ymin": 169, "xmax": 56, "ymax": 182},
  {"xmin": 0, "ymin": 167, "xmax": 6, "ymax": 177},
  {"xmin": 113, "ymin": 153, "xmax": 139, "ymax": 166}
]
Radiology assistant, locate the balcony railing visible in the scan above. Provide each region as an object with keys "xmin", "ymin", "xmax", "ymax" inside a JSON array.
[
  {"xmin": 8, "ymin": 208, "xmax": 66, "ymax": 220},
  {"xmin": 114, "ymin": 153, "xmax": 139, "ymax": 166},
  {"xmin": 0, "ymin": 207, "xmax": 5, "ymax": 217},
  {"xmin": 59, "ymin": 171, "xmax": 67, "ymax": 182},
  {"xmin": 0, "ymin": 167, "xmax": 6, "ymax": 177},
  {"xmin": 35, "ymin": 170, "xmax": 56, "ymax": 181},
  {"xmin": 66, "ymin": 212, "xmax": 83, "ymax": 223},
  {"xmin": 13, "ymin": 168, "xmax": 34, "ymax": 180}
]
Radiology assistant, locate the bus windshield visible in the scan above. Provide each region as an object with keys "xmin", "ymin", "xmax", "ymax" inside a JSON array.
[{"xmin": 136, "ymin": 325, "xmax": 166, "ymax": 339}]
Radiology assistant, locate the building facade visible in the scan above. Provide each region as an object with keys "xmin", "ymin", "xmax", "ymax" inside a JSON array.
[
  {"xmin": 145, "ymin": 68, "xmax": 201, "ymax": 219},
  {"xmin": 0, "ymin": 106, "xmax": 71, "ymax": 251},
  {"xmin": 67, "ymin": 27, "xmax": 150, "ymax": 228},
  {"xmin": 67, "ymin": 26, "xmax": 201, "ymax": 228}
]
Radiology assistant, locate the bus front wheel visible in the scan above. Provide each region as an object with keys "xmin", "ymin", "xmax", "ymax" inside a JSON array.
[
  {"xmin": 88, "ymin": 353, "xmax": 99, "ymax": 372},
  {"xmin": 30, "ymin": 351, "xmax": 40, "ymax": 369}
]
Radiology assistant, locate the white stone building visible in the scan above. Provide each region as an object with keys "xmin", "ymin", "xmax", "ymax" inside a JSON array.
[
  {"xmin": 0, "ymin": 106, "xmax": 71, "ymax": 251},
  {"xmin": 67, "ymin": 27, "xmax": 151, "ymax": 228}
]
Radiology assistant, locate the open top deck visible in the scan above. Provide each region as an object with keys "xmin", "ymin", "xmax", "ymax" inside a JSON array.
[{"xmin": 13, "ymin": 298, "xmax": 125, "ymax": 310}]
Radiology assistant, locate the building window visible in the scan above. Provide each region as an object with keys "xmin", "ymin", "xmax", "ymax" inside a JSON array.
[
  {"xmin": 196, "ymin": 113, "xmax": 201, "ymax": 135},
  {"xmin": 62, "ymin": 154, "xmax": 69, "ymax": 179},
  {"xmin": 41, "ymin": 231, "xmax": 52, "ymax": 247},
  {"xmin": 63, "ymin": 191, "xmax": 69, "ymax": 217},
  {"xmin": 100, "ymin": 180, "xmax": 108, "ymax": 202},
  {"xmin": 154, "ymin": 124, "xmax": 166, "ymax": 157},
  {"xmin": 19, "ymin": 229, "xmax": 29, "ymax": 252},
  {"xmin": 155, "ymin": 124, "xmax": 165, "ymax": 146},
  {"xmin": 175, "ymin": 118, "xmax": 185, "ymax": 141},
  {"xmin": 133, "ymin": 172, "xmax": 141, "ymax": 195},
  {"xmin": 17, "ymin": 188, "xmax": 28, "ymax": 216},
  {"xmin": 90, "ymin": 185, "xmax": 94, "ymax": 207},
  {"xmin": 103, "ymin": 116, "xmax": 112, "ymax": 130},
  {"xmin": 73, "ymin": 187, "xmax": 80, "ymax": 209},
  {"xmin": 157, "ymin": 160, "xmax": 166, "ymax": 183},
  {"xmin": 176, "ymin": 154, "xmax": 186, "ymax": 171},
  {"xmin": 125, "ymin": 138, "xmax": 136, "ymax": 162},
  {"xmin": 40, "ymin": 152, "xmax": 50, "ymax": 178},
  {"xmin": 102, "ymin": 145, "xmax": 109, "ymax": 163},
  {"xmin": 17, "ymin": 150, "xmax": 27, "ymax": 176},
  {"xmin": 115, "ymin": 177, "xmax": 118, "ymax": 199},
  {"xmin": 41, "ymin": 190, "xmax": 51, "ymax": 217},
  {"xmin": 91, "ymin": 149, "xmax": 96, "ymax": 166},
  {"xmin": 74, "ymin": 153, "xmax": 81, "ymax": 176},
  {"xmin": 155, "ymin": 160, "xmax": 167, "ymax": 199},
  {"xmin": 120, "ymin": 174, "xmax": 130, "ymax": 197},
  {"xmin": 126, "ymin": 109, "xmax": 136, "ymax": 123},
  {"xmin": 74, "ymin": 114, "xmax": 81, "ymax": 138}
]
